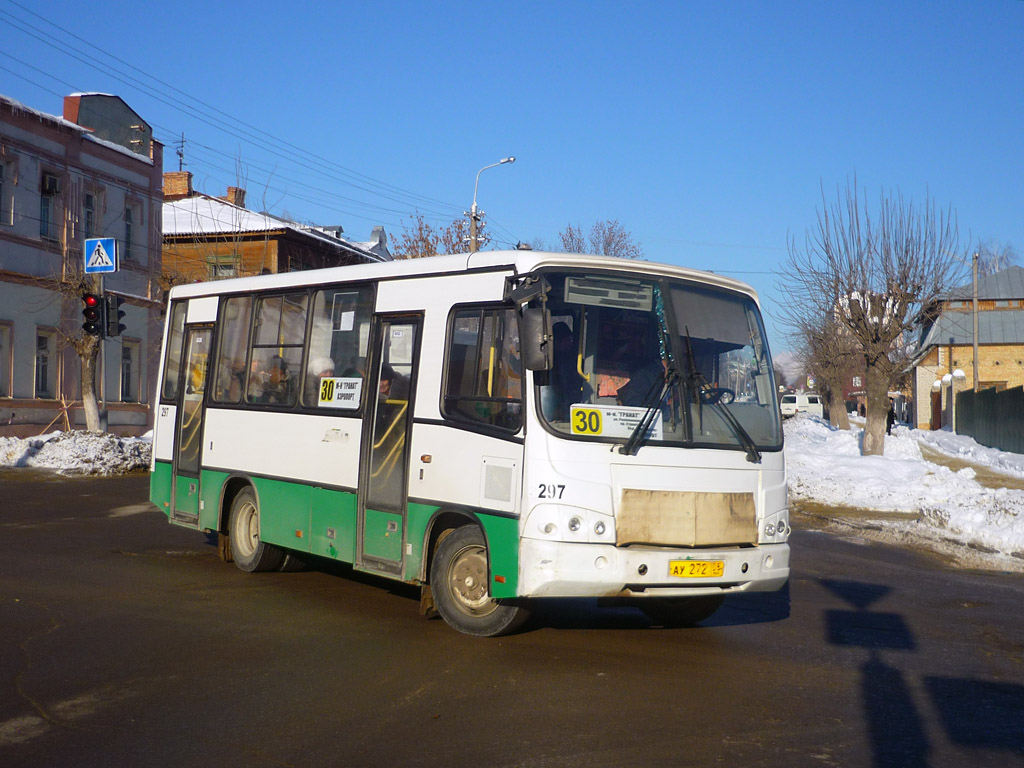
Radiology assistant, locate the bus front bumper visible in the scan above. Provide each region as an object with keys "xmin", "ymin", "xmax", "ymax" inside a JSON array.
[{"xmin": 517, "ymin": 538, "xmax": 790, "ymax": 598}]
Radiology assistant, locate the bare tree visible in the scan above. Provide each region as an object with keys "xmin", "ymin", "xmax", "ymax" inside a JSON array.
[
  {"xmin": 781, "ymin": 180, "xmax": 967, "ymax": 454},
  {"xmin": 558, "ymin": 224, "xmax": 587, "ymax": 253},
  {"xmin": 557, "ymin": 219, "xmax": 643, "ymax": 259},
  {"xmin": 976, "ymin": 239, "xmax": 1018, "ymax": 277},
  {"xmin": 796, "ymin": 315, "xmax": 858, "ymax": 430}
]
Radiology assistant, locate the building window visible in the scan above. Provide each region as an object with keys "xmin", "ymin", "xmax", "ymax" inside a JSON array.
[
  {"xmin": 124, "ymin": 206, "xmax": 134, "ymax": 260},
  {"xmin": 84, "ymin": 193, "xmax": 96, "ymax": 238},
  {"xmin": 0, "ymin": 323, "xmax": 11, "ymax": 397},
  {"xmin": 35, "ymin": 329, "xmax": 57, "ymax": 399},
  {"xmin": 121, "ymin": 340, "xmax": 140, "ymax": 402},
  {"xmin": 208, "ymin": 255, "xmax": 239, "ymax": 279},
  {"xmin": 40, "ymin": 188, "xmax": 54, "ymax": 239}
]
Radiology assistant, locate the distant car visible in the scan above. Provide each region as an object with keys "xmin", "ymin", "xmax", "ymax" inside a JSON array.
[{"xmin": 780, "ymin": 393, "xmax": 824, "ymax": 418}]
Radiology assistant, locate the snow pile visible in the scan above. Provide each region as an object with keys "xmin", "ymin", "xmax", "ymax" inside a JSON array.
[
  {"xmin": 0, "ymin": 431, "xmax": 151, "ymax": 475},
  {"xmin": 785, "ymin": 414, "xmax": 1024, "ymax": 565},
  {"xmin": 916, "ymin": 429, "xmax": 1024, "ymax": 478}
]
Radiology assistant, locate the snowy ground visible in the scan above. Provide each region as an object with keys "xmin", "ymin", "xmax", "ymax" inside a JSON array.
[
  {"xmin": 786, "ymin": 414, "xmax": 1024, "ymax": 571},
  {"xmin": 0, "ymin": 431, "xmax": 151, "ymax": 475},
  {"xmin": 2, "ymin": 422, "xmax": 1023, "ymax": 571}
]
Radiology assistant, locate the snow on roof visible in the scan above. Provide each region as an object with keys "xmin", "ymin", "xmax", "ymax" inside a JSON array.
[
  {"xmin": 2, "ymin": 92, "xmax": 80, "ymax": 131},
  {"xmin": 163, "ymin": 195, "xmax": 286, "ymax": 236},
  {"xmin": 163, "ymin": 195, "xmax": 386, "ymax": 261},
  {"xmin": 0, "ymin": 93, "xmax": 153, "ymax": 165}
]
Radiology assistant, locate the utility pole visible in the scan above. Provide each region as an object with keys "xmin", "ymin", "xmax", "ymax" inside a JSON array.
[{"xmin": 972, "ymin": 251, "xmax": 979, "ymax": 392}]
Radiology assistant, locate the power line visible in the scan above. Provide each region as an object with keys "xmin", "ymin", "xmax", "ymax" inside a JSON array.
[{"xmin": 0, "ymin": 3, "xmax": 467, "ymax": 223}]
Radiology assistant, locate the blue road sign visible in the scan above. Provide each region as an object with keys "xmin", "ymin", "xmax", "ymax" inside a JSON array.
[{"xmin": 84, "ymin": 238, "xmax": 118, "ymax": 274}]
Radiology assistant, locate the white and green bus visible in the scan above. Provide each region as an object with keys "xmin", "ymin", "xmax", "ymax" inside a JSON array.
[{"xmin": 150, "ymin": 251, "xmax": 789, "ymax": 635}]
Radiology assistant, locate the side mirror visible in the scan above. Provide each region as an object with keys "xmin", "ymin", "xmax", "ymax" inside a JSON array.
[{"xmin": 521, "ymin": 308, "xmax": 553, "ymax": 371}]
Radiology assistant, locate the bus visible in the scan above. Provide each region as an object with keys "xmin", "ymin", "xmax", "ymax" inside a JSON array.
[{"xmin": 150, "ymin": 251, "xmax": 789, "ymax": 636}]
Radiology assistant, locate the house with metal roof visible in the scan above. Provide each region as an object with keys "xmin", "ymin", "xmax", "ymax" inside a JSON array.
[
  {"xmin": 910, "ymin": 265, "xmax": 1024, "ymax": 429},
  {"xmin": 161, "ymin": 171, "xmax": 390, "ymax": 286}
]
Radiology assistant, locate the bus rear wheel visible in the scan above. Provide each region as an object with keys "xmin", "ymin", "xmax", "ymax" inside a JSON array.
[
  {"xmin": 430, "ymin": 525, "xmax": 528, "ymax": 637},
  {"xmin": 228, "ymin": 488, "xmax": 284, "ymax": 573}
]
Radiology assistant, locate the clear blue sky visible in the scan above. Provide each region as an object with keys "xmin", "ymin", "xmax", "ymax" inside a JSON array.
[{"xmin": 2, "ymin": 0, "xmax": 1022, "ymax": 351}]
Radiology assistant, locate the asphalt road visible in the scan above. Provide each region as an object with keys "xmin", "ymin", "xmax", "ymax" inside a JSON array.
[{"xmin": 1, "ymin": 470, "xmax": 1022, "ymax": 768}]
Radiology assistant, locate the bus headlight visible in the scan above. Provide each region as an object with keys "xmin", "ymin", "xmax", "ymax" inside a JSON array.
[
  {"xmin": 759, "ymin": 509, "xmax": 790, "ymax": 543},
  {"xmin": 594, "ymin": 521, "xmax": 606, "ymax": 536},
  {"xmin": 568, "ymin": 516, "xmax": 581, "ymax": 532}
]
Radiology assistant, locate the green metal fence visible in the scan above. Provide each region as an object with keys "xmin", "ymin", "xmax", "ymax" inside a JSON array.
[{"xmin": 956, "ymin": 385, "xmax": 1024, "ymax": 454}]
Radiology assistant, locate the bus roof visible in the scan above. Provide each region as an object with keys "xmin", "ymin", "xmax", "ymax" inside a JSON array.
[{"xmin": 165, "ymin": 251, "xmax": 761, "ymax": 304}]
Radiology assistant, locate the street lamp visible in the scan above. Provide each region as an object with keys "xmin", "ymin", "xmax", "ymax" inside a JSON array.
[{"xmin": 469, "ymin": 156, "xmax": 515, "ymax": 252}]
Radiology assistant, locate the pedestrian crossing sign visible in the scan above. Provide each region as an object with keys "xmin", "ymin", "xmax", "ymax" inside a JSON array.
[{"xmin": 84, "ymin": 238, "xmax": 118, "ymax": 274}]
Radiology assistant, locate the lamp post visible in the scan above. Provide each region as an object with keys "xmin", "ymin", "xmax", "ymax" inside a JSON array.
[{"xmin": 469, "ymin": 156, "xmax": 515, "ymax": 252}]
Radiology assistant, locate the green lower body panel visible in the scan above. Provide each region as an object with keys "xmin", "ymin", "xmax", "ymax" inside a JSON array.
[
  {"xmin": 150, "ymin": 460, "xmax": 173, "ymax": 518},
  {"xmin": 479, "ymin": 514, "xmax": 519, "ymax": 599},
  {"xmin": 311, "ymin": 487, "xmax": 357, "ymax": 562},
  {"xmin": 403, "ymin": 502, "xmax": 439, "ymax": 582},
  {"xmin": 199, "ymin": 469, "xmax": 229, "ymax": 531},
  {"xmin": 154, "ymin": 466, "xmax": 520, "ymax": 598},
  {"xmin": 250, "ymin": 476, "xmax": 313, "ymax": 553}
]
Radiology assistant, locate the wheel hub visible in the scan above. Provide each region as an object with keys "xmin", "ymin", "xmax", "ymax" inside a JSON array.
[{"xmin": 449, "ymin": 545, "xmax": 493, "ymax": 613}]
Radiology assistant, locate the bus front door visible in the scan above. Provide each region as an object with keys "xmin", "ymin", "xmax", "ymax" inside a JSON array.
[
  {"xmin": 356, "ymin": 316, "xmax": 422, "ymax": 577},
  {"xmin": 171, "ymin": 325, "xmax": 212, "ymax": 527}
]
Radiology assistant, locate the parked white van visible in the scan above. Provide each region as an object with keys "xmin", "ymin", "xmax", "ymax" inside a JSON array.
[{"xmin": 780, "ymin": 393, "xmax": 824, "ymax": 418}]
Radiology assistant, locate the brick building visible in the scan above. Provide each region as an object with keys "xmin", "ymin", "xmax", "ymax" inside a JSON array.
[
  {"xmin": 909, "ymin": 266, "xmax": 1024, "ymax": 429},
  {"xmin": 0, "ymin": 92, "xmax": 164, "ymax": 437},
  {"xmin": 162, "ymin": 171, "xmax": 390, "ymax": 283}
]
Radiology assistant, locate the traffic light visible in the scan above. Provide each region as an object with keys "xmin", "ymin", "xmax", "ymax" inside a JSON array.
[
  {"xmin": 81, "ymin": 293, "xmax": 104, "ymax": 337},
  {"xmin": 106, "ymin": 295, "xmax": 126, "ymax": 337}
]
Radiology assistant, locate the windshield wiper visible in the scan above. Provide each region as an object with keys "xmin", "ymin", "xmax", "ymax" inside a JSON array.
[
  {"xmin": 684, "ymin": 328, "xmax": 762, "ymax": 464},
  {"xmin": 619, "ymin": 367, "xmax": 677, "ymax": 456}
]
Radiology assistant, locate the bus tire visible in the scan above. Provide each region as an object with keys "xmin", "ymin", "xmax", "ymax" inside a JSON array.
[
  {"xmin": 430, "ymin": 525, "xmax": 528, "ymax": 637},
  {"xmin": 228, "ymin": 488, "xmax": 284, "ymax": 573},
  {"xmin": 641, "ymin": 594, "xmax": 724, "ymax": 627},
  {"xmin": 278, "ymin": 552, "xmax": 308, "ymax": 572}
]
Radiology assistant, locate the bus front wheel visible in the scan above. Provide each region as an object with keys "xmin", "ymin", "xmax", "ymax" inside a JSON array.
[
  {"xmin": 430, "ymin": 525, "xmax": 528, "ymax": 637},
  {"xmin": 228, "ymin": 488, "xmax": 284, "ymax": 573}
]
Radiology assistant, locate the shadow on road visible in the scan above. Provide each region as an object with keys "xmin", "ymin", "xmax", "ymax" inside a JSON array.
[{"xmin": 821, "ymin": 577, "xmax": 1024, "ymax": 766}]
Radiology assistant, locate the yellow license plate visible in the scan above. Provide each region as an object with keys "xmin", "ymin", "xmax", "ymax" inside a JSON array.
[{"xmin": 669, "ymin": 560, "xmax": 724, "ymax": 578}]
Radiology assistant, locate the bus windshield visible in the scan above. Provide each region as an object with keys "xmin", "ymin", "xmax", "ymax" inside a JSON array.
[{"xmin": 536, "ymin": 272, "xmax": 782, "ymax": 451}]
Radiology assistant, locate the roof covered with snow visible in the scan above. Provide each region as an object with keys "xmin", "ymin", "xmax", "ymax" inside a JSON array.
[
  {"xmin": 163, "ymin": 195, "xmax": 388, "ymax": 261},
  {"xmin": 1, "ymin": 93, "xmax": 154, "ymax": 165}
]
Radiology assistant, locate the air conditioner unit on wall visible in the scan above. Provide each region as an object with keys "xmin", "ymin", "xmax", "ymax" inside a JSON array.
[{"xmin": 42, "ymin": 173, "xmax": 61, "ymax": 195}]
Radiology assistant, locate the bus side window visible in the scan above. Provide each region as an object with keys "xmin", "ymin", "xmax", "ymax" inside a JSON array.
[
  {"xmin": 160, "ymin": 302, "xmax": 187, "ymax": 402},
  {"xmin": 303, "ymin": 286, "xmax": 374, "ymax": 408},
  {"xmin": 442, "ymin": 306, "xmax": 522, "ymax": 431},
  {"xmin": 211, "ymin": 295, "xmax": 252, "ymax": 404},
  {"xmin": 246, "ymin": 292, "xmax": 308, "ymax": 407}
]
